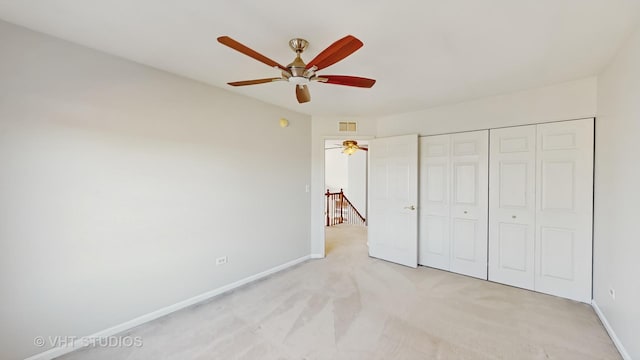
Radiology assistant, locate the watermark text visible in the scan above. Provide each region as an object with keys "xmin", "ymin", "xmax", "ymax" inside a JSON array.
[{"xmin": 33, "ymin": 335, "xmax": 143, "ymax": 348}]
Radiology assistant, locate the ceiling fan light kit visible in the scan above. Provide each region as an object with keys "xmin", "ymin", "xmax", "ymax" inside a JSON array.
[
  {"xmin": 217, "ymin": 35, "xmax": 376, "ymax": 104},
  {"xmin": 343, "ymin": 147, "xmax": 358, "ymax": 155}
]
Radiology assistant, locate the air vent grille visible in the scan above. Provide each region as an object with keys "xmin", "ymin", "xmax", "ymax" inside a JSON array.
[{"xmin": 338, "ymin": 121, "xmax": 357, "ymax": 132}]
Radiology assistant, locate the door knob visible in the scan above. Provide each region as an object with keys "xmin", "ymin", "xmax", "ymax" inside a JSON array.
[
  {"xmin": 512, "ymin": 215, "xmax": 517, "ymax": 219},
  {"xmin": 463, "ymin": 210, "xmax": 468, "ymax": 214},
  {"xmin": 404, "ymin": 205, "xmax": 416, "ymax": 210}
]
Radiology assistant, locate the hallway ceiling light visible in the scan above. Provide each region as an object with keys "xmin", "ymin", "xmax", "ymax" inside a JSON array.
[
  {"xmin": 326, "ymin": 140, "xmax": 368, "ymax": 155},
  {"xmin": 341, "ymin": 140, "xmax": 368, "ymax": 155}
]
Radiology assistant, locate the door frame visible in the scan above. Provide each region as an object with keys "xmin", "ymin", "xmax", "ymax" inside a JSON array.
[{"xmin": 317, "ymin": 135, "xmax": 374, "ymax": 258}]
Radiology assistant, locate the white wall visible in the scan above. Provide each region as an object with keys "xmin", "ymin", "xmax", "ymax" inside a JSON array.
[
  {"xmin": 594, "ymin": 22, "xmax": 640, "ymax": 359},
  {"xmin": 0, "ymin": 21, "xmax": 311, "ymax": 360},
  {"xmin": 377, "ymin": 77, "xmax": 597, "ymax": 136},
  {"xmin": 323, "ymin": 141, "xmax": 367, "ymax": 216},
  {"xmin": 324, "ymin": 146, "xmax": 348, "ymax": 193},
  {"xmin": 347, "ymin": 149, "xmax": 367, "ymax": 218},
  {"xmin": 311, "ymin": 117, "xmax": 376, "ymax": 256}
]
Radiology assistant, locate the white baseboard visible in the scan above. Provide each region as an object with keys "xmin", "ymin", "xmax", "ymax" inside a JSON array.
[
  {"xmin": 310, "ymin": 253, "xmax": 324, "ymax": 259},
  {"xmin": 592, "ymin": 300, "xmax": 631, "ymax": 360},
  {"xmin": 25, "ymin": 254, "xmax": 311, "ymax": 360}
]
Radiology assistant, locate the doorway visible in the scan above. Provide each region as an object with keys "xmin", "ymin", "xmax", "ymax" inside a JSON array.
[{"xmin": 323, "ymin": 139, "xmax": 368, "ymax": 256}]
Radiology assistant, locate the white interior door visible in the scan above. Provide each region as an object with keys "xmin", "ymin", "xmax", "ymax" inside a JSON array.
[
  {"xmin": 489, "ymin": 126, "xmax": 536, "ymax": 289},
  {"xmin": 368, "ymin": 134, "xmax": 418, "ymax": 268},
  {"xmin": 418, "ymin": 135, "xmax": 451, "ymax": 270},
  {"xmin": 449, "ymin": 131, "xmax": 489, "ymax": 279},
  {"xmin": 535, "ymin": 119, "xmax": 593, "ymax": 302}
]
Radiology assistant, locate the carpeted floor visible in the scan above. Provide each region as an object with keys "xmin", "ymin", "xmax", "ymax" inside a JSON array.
[{"xmin": 59, "ymin": 224, "xmax": 620, "ymax": 359}]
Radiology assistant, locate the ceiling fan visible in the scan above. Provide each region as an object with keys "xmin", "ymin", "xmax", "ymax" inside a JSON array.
[
  {"xmin": 217, "ymin": 35, "xmax": 376, "ymax": 103},
  {"xmin": 326, "ymin": 140, "xmax": 368, "ymax": 155}
]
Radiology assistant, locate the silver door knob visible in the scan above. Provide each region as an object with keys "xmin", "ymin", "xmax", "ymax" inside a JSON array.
[
  {"xmin": 404, "ymin": 205, "xmax": 416, "ymax": 210},
  {"xmin": 463, "ymin": 210, "xmax": 468, "ymax": 214},
  {"xmin": 512, "ymin": 215, "xmax": 517, "ymax": 219}
]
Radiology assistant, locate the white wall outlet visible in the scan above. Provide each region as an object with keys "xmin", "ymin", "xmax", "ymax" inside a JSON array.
[
  {"xmin": 305, "ymin": 184, "xmax": 310, "ymax": 193},
  {"xmin": 215, "ymin": 256, "xmax": 228, "ymax": 266},
  {"xmin": 609, "ymin": 288, "xmax": 615, "ymax": 300}
]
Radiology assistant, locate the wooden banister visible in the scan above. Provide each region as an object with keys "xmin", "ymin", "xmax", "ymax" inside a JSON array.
[{"xmin": 325, "ymin": 189, "xmax": 366, "ymax": 226}]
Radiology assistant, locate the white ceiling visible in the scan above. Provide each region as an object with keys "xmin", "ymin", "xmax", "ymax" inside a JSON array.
[{"xmin": 0, "ymin": 0, "xmax": 638, "ymax": 117}]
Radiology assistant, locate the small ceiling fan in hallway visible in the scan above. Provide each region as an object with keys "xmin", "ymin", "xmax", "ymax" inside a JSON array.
[
  {"xmin": 217, "ymin": 35, "xmax": 376, "ymax": 103},
  {"xmin": 326, "ymin": 140, "xmax": 368, "ymax": 155}
]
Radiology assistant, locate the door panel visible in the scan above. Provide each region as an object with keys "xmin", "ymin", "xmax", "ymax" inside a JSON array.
[
  {"xmin": 368, "ymin": 134, "xmax": 419, "ymax": 268},
  {"xmin": 424, "ymin": 215, "xmax": 447, "ymax": 254},
  {"xmin": 540, "ymin": 227, "xmax": 575, "ymax": 281},
  {"xmin": 454, "ymin": 163, "xmax": 477, "ymax": 204},
  {"xmin": 489, "ymin": 125, "xmax": 536, "ymax": 290},
  {"xmin": 449, "ymin": 131, "xmax": 489, "ymax": 279},
  {"xmin": 540, "ymin": 161, "xmax": 575, "ymax": 211},
  {"xmin": 452, "ymin": 219, "xmax": 477, "ymax": 261},
  {"xmin": 497, "ymin": 223, "xmax": 529, "ymax": 272},
  {"xmin": 418, "ymin": 135, "xmax": 450, "ymax": 269},
  {"xmin": 535, "ymin": 119, "xmax": 593, "ymax": 302},
  {"xmin": 426, "ymin": 165, "xmax": 446, "ymax": 202},
  {"xmin": 499, "ymin": 136, "xmax": 530, "ymax": 153},
  {"xmin": 499, "ymin": 162, "xmax": 528, "ymax": 208},
  {"xmin": 454, "ymin": 140, "xmax": 478, "ymax": 156}
]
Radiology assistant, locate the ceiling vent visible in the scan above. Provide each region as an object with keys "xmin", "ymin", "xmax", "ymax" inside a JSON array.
[{"xmin": 338, "ymin": 121, "xmax": 357, "ymax": 132}]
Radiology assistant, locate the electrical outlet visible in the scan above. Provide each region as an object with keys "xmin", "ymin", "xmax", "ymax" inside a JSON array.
[
  {"xmin": 609, "ymin": 288, "xmax": 615, "ymax": 300},
  {"xmin": 216, "ymin": 256, "xmax": 228, "ymax": 266}
]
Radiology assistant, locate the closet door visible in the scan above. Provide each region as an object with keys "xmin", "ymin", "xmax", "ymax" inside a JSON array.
[
  {"xmin": 450, "ymin": 131, "xmax": 489, "ymax": 279},
  {"xmin": 418, "ymin": 135, "xmax": 451, "ymax": 270},
  {"xmin": 535, "ymin": 119, "xmax": 593, "ymax": 303},
  {"xmin": 488, "ymin": 126, "xmax": 536, "ymax": 289}
]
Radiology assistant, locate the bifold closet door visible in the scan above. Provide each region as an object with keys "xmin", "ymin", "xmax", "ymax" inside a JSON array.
[
  {"xmin": 535, "ymin": 119, "xmax": 593, "ymax": 303},
  {"xmin": 419, "ymin": 131, "xmax": 488, "ymax": 279},
  {"xmin": 418, "ymin": 135, "xmax": 451, "ymax": 270},
  {"xmin": 449, "ymin": 131, "xmax": 489, "ymax": 279},
  {"xmin": 488, "ymin": 126, "xmax": 536, "ymax": 290}
]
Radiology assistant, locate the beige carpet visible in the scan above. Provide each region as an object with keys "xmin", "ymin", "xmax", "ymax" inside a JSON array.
[{"xmin": 59, "ymin": 224, "xmax": 620, "ymax": 359}]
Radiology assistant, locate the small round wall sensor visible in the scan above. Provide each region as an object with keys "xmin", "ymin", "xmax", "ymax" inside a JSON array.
[{"xmin": 279, "ymin": 118, "xmax": 289, "ymax": 128}]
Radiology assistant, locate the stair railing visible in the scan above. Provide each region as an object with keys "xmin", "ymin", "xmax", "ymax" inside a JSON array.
[{"xmin": 325, "ymin": 189, "xmax": 366, "ymax": 226}]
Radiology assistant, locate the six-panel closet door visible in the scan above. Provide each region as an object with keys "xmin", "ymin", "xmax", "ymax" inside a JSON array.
[
  {"xmin": 450, "ymin": 131, "xmax": 489, "ymax": 279},
  {"xmin": 418, "ymin": 120, "xmax": 592, "ymax": 301},
  {"xmin": 488, "ymin": 125, "xmax": 536, "ymax": 290},
  {"xmin": 488, "ymin": 119, "xmax": 594, "ymax": 302},
  {"xmin": 419, "ymin": 131, "xmax": 488, "ymax": 280},
  {"xmin": 419, "ymin": 134, "xmax": 451, "ymax": 271},
  {"xmin": 535, "ymin": 119, "xmax": 593, "ymax": 303}
]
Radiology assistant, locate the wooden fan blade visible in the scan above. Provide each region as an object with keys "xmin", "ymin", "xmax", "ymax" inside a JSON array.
[
  {"xmin": 217, "ymin": 36, "xmax": 288, "ymax": 71},
  {"xmin": 358, "ymin": 146, "xmax": 369, "ymax": 151},
  {"xmin": 320, "ymin": 75, "xmax": 376, "ymax": 88},
  {"xmin": 228, "ymin": 78, "xmax": 282, "ymax": 86},
  {"xmin": 296, "ymin": 85, "xmax": 310, "ymax": 103},
  {"xmin": 306, "ymin": 35, "xmax": 363, "ymax": 71}
]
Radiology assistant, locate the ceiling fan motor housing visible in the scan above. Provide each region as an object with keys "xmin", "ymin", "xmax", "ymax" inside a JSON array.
[{"xmin": 287, "ymin": 38, "xmax": 309, "ymax": 78}]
